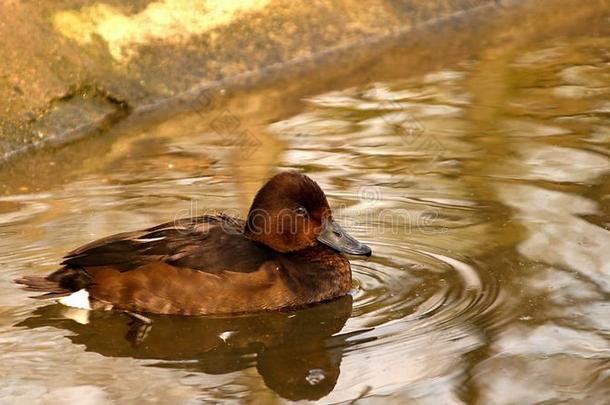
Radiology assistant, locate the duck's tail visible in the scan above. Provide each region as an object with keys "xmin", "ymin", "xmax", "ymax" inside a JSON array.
[
  {"xmin": 15, "ymin": 275, "xmax": 70, "ymax": 299},
  {"xmin": 15, "ymin": 267, "xmax": 90, "ymax": 299}
]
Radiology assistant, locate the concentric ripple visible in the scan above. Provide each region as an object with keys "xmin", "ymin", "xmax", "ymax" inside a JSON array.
[{"xmin": 266, "ymin": 72, "xmax": 515, "ymax": 400}]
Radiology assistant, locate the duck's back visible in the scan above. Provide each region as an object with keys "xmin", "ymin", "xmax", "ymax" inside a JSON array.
[{"xmin": 61, "ymin": 215, "xmax": 268, "ymax": 275}]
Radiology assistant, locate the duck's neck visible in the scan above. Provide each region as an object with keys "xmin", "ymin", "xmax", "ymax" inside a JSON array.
[{"xmin": 278, "ymin": 243, "xmax": 352, "ymax": 303}]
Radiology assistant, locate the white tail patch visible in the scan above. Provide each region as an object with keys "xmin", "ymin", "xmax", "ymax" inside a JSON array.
[{"xmin": 58, "ymin": 289, "xmax": 91, "ymax": 310}]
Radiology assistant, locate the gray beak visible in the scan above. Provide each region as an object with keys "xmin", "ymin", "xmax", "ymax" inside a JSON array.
[{"xmin": 316, "ymin": 219, "xmax": 372, "ymax": 256}]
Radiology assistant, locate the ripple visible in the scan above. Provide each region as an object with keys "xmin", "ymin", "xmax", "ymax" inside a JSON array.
[{"xmin": 0, "ymin": 199, "xmax": 50, "ymax": 228}]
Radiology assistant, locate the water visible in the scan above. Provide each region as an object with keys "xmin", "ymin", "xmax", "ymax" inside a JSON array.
[{"xmin": 1, "ymin": 26, "xmax": 610, "ymax": 404}]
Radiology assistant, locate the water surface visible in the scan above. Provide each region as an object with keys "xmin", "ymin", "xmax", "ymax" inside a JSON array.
[{"xmin": 1, "ymin": 21, "xmax": 609, "ymax": 405}]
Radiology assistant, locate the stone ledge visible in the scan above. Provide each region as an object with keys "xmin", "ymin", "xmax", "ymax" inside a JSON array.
[{"xmin": 0, "ymin": 0, "xmax": 497, "ymax": 162}]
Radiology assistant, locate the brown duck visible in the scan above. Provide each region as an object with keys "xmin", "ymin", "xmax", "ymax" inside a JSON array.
[{"xmin": 16, "ymin": 172, "xmax": 371, "ymax": 315}]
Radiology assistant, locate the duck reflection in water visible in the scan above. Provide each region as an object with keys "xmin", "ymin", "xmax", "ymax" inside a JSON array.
[{"xmin": 18, "ymin": 295, "xmax": 372, "ymax": 401}]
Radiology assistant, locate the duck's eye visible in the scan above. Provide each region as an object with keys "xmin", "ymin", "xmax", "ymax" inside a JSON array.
[{"xmin": 294, "ymin": 206, "xmax": 308, "ymax": 217}]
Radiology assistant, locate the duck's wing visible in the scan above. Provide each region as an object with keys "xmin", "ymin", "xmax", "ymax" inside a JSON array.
[
  {"xmin": 61, "ymin": 214, "xmax": 259, "ymax": 273},
  {"xmin": 17, "ymin": 215, "xmax": 264, "ymax": 296}
]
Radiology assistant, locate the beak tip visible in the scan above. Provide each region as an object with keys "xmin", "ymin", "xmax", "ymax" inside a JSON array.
[{"xmin": 363, "ymin": 246, "xmax": 372, "ymax": 257}]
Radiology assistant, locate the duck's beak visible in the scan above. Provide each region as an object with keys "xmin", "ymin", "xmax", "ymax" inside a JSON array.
[{"xmin": 317, "ymin": 219, "xmax": 372, "ymax": 256}]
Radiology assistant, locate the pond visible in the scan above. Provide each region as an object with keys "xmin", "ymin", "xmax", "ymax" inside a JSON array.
[{"xmin": 1, "ymin": 12, "xmax": 609, "ymax": 405}]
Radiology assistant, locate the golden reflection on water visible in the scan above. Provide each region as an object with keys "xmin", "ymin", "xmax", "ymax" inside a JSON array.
[{"xmin": 1, "ymin": 7, "xmax": 610, "ymax": 405}]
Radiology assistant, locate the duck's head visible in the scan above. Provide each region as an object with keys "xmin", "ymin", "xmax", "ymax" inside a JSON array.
[{"xmin": 244, "ymin": 171, "xmax": 371, "ymax": 256}]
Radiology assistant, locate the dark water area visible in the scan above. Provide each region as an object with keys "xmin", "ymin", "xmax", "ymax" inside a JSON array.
[{"xmin": 1, "ymin": 9, "xmax": 609, "ymax": 404}]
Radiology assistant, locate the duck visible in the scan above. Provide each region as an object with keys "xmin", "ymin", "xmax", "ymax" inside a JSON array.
[{"xmin": 16, "ymin": 171, "xmax": 371, "ymax": 315}]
